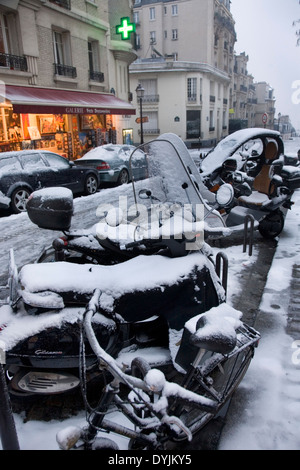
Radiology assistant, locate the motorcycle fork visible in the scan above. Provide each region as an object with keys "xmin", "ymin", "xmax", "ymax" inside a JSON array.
[
  {"xmin": 84, "ymin": 379, "xmax": 119, "ymax": 444},
  {"xmin": 180, "ymin": 348, "xmax": 222, "ymax": 402}
]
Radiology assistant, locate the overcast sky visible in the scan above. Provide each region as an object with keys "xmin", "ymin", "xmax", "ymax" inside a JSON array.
[{"xmin": 230, "ymin": 0, "xmax": 300, "ymax": 130}]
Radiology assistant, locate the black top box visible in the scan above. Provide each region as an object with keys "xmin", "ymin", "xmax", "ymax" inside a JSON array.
[{"xmin": 27, "ymin": 187, "xmax": 74, "ymax": 231}]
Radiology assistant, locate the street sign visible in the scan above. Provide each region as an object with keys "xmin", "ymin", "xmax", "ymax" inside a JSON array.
[
  {"xmin": 262, "ymin": 113, "xmax": 268, "ymax": 125},
  {"xmin": 136, "ymin": 117, "xmax": 148, "ymax": 124}
]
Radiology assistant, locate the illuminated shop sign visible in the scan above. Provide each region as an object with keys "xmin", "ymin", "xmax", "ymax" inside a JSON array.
[{"xmin": 116, "ymin": 17, "xmax": 136, "ymax": 40}]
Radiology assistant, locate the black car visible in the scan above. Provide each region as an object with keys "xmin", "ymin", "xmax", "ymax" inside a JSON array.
[{"xmin": 0, "ymin": 150, "xmax": 100, "ymax": 213}]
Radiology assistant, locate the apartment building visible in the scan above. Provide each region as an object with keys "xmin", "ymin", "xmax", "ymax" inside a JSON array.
[
  {"xmin": 230, "ymin": 53, "xmax": 276, "ymax": 132},
  {"xmin": 0, "ymin": 0, "xmax": 137, "ymax": 157},
  {"xmin": 130, "ymin": 0, "xmax": 236, "ymax": 147}
]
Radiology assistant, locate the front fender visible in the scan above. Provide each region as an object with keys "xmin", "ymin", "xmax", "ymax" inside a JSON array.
[{"xmin": 6, "ymin": 182, "xmax": 34, "ymax": 198}]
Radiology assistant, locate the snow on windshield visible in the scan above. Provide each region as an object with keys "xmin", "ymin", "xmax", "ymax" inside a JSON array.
[{"xmin": 200, "ymin": 128, "xmax": 279, "ymax": 176}]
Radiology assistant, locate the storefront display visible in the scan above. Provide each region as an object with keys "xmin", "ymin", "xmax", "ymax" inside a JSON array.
[
  {"xmin": 0, "ymin": 85, "xmax": 136, "ymax": 158},
  {"xmin": 0, "ymin": 107, "xmax": 116, "ymax": 159}
]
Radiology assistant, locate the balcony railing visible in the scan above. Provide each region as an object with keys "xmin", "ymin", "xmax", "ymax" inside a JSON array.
[
  {"xmin": 0, "ymin": 53, "xmax": 28, "ymax": 71},
  {"xmin": 54, "ymin": 63, "xmax": 77, "ymax": 78},
  {"xmin": 89, "ymin": 70, "xmax": 104, "ymax": 82},
  {"xmin": 143, "ymin": 94, "xmax": 159, "ymax": 103},
  {"xmin": 139, "ymin": 128, "xmax": 160, "ymax": 135},
  {"xmin": 49, "ymin": 0, "xmax": 71, "ymax": 9},
  {"xmin": 187, "ymin": 94, "xmax": 197, "ymax": 102}
]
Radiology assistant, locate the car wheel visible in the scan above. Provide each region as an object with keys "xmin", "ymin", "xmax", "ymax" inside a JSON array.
[
  {"xmin": 10, "ymin": 187, "xmax": 31, "ymax": 213},
  {"xmin": 117, "ymin": 169, "xmax": 129, "ymax": 185},
  {"xmin": 84, "ymin": 174, "xmax": 98, "ymax": 195}
]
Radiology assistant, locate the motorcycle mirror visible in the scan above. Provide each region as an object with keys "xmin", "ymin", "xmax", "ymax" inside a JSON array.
[
  {"xmin": 138, "ymin": 189, "xmax": 152, "ymax": 199},
  {"xmin": 222, "ymin": 158, "xmax": 237, "ymax": 172},
  {"xmin": 215, "ymin": 184, "xmax": 234, "ymax": 208}
]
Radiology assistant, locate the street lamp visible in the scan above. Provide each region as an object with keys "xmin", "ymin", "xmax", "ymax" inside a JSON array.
[
  {"xmin": 136, "ymin": 84, "xmax": 145, "ymax": 144},
  {"xmin": 278, "ymin": 112, "xmax": 281, "ymax": 134}
]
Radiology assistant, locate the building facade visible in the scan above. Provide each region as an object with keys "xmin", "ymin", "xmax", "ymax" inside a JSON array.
[
  {"xmin": 130, "ymin": 0, "xmax": 236, "ymax": 147},
  {"xmin": 0, "ymin": 0, "xmax": 137, "ymax": 158}
]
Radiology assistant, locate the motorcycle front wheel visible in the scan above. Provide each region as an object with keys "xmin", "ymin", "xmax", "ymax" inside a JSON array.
[{"xmin": 258, "ymin": 210, "xmax": 284, "ymax": 239}]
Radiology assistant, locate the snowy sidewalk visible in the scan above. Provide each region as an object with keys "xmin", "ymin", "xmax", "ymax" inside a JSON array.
[{"xmin": 219, "ymin": 189, "xmax": 300, "ymax": 450}]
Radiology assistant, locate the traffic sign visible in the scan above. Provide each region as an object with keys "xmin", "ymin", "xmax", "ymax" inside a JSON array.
[
  {"xmin": 136, "ymin": 117, "xmax": 148, "ymax": 124},
  {"xmin": 262, "ymin": 113, "xmax": 268, "ymax": 125}
]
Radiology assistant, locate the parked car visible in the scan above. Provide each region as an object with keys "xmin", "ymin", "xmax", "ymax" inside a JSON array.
[
  {"xmin": 0, "ymin": 150, "xmax": 100, "ymax": 214},
  {"xmin": 75, "ymin": 144, "xmax": 147, "ymax": 186}
]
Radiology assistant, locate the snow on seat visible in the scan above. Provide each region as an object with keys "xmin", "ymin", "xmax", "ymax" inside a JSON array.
[
  {"xmin": 18, "ymin": 252, "xmax": 224, "ymax": 328},
  {"xmin": 238, "ymin": 191, "xmax": 271, "ymax": 207}
]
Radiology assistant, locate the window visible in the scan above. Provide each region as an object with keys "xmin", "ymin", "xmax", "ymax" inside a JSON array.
[
  {"xmin": 209, "ymin": 110, "xmax": 214, "ymax": 131},
  {"xmin": 44, "ymin": 153, "xmax": 70, "ymax": 169},
  {"xmin": 172, "ymin": 29, "xmax": 178, "ymax": 40},
  {"xmin": 164, "ymin": 31, "xmax": 167, "ymax": 39},
  {"xmin": 53, "ymin": 29, "xmax": 75, "ymax": 77},
  {"xmin": 186, "ymin": 110, "xmax": 200, "ymax": 139},
  {"xmin": 88, "ymin": 40, "xmax": 103, "ymax": 81},
  {"xmin": 53, "ymin": 31, "xmax": 67, "ymax": 65},
  {"xmin": 21, "ymin": 154, "xmax": 46, "ymax": 170},
  {"xmin": 0, "ymin": 156, "xmax": 21, "ymax": 172},
  {"xmin": 187, "ymin": 78, "xmax": 197, "ymax": 102},
  {"xmin": 172, "ymin": 5, "xmax": 178, "ymax": 16},
  {"xmin": 133, "ymin": 11, "xmax": 139, "ymax": 24},
  {"xmin": 0, "ymin": 12, "xmax": 27, "ymax": 71},
  {"xmin": 135, "ymin": 34, "xmax": 141, "ymax": 49},
  {"xmin": 150, "ymin": 7, "xmax": 155, "ymax": 20},
  {"xmin": 150, "ymin": 31, "xmax": 156, "ymax": 45},
  {"xmin": 0, "ymin": 13, "xmax": 11, "ymax": 54}
]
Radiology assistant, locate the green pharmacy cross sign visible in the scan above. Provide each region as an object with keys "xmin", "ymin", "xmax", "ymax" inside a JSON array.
[{"xmin": 116, "ymin": 17, "xmax": 136, "ymax": 40}]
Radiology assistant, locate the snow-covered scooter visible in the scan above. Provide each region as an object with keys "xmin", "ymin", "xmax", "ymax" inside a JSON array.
[
  {"xmin": 199, "ymin": 129, "xmax": 300, "ymax": 239},
  {"xmin": 0, "ymin": 135, "xmax": 259, "ymax": 448}
]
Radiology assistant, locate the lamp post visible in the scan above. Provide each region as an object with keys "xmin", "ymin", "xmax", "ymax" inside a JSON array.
[
  {"xmin": 278, "ymin": 112, "xmax": 281, "ymax": 134},
  {"xmin": 136, "ymin": 84, "xmax": 145, "ymax": 144}
]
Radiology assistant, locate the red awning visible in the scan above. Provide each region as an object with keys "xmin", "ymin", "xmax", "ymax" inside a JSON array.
[{"xmin": 4, "ymin": 85, "xmax": 136, "ymax": 115}]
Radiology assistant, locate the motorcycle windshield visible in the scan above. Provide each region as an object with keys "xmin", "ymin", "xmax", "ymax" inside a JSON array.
[
  {"xmin": 129, "ymin": 133, "xmax": 222, "ymax": 225},
  {"xmin": 200, "ymin": 128, "xmax": 282, "ymax": 177}
]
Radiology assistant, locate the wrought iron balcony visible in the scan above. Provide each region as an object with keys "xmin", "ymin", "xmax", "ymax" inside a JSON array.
[
  {"xmin": 89, "ymin": 70, "xmax": 104, "ymax": 82},
  {"xmin": 142, "ymin": 94, "xmax": 159, "ymax": 103},
  {"xmin": 54, "ymin": 63, "xmax": 77, "ymax": 78},
  {"xmin": 187, "ymin": 94, "xmax": 197, "ymax": 102},
  {"xmin": 0, "ymin": 53, "xmax": 28, "ymax": 72},
  {"xmin": 49, "ymin": 0, "xmax": 71, "ymax": 9}
]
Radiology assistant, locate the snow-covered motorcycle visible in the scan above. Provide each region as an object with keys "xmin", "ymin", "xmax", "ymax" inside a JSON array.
[
  {"xmin": 56, "ymin": 288, "xmax": 259, "ymax": 450},
  {"xmin": 0, "ymin": 135, "xmax": 259, "ymax": 448}
]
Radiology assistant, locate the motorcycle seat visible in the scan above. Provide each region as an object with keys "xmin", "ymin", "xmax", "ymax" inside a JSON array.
[{"xmin": 238, "ymin": 191, "xmax": 270, "ymax": 207}]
